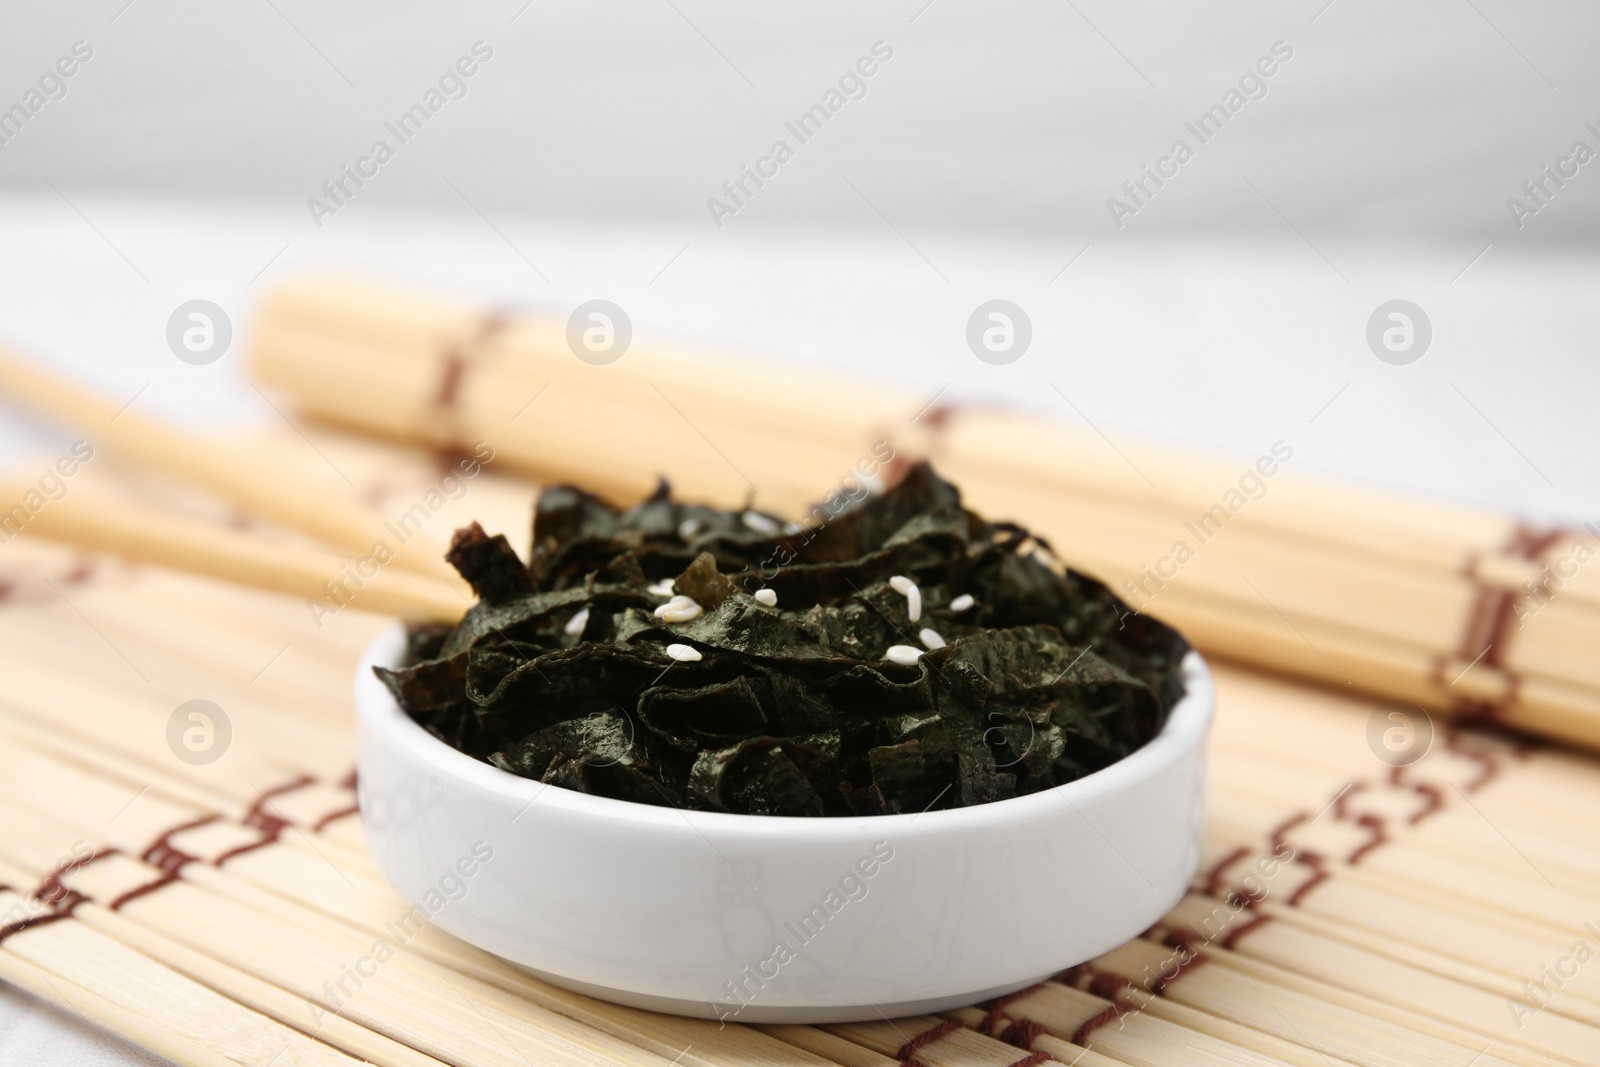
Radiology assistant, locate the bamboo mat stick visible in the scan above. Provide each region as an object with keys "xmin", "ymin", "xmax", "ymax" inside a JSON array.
[
  {"xmin": 0, "ymin": 728, "xmax": 374, "ymax": 911},
  {"xmin": 1205, "ymin": 665, "xmax": 1600, "ymax": 836},
  {"xmin": 0, "ymin": 346, "xmax": 467, "ymax": 588},
  {"xmin": 0, "ymin": 712, "xmax": 236, "ymax": 822},
  {"xmin": 0, "ymin": 949, "xmax": 240, "ymax": 1067},
  {"xmin": 939, "ymin": 1009, "xmax": 1133, "ymax": 1067},
  {"xmin": 922, "ymin": 409, "xmax": 1585, "ymax": 589},
  {"xmin": 0, "ymin": 883, "xmax": 372, "ymax": 1066},
  {"xmin": 1249, "ymin": 892, "xmax": 1600, "ymax": 1025},
  {"xmin": 1203, "ymin": 792, "xmax": 1598, "ymax": 935},
  {"xmin": 1190, "ymin": 835, "xmax": 1600, "ymax": 1022},
  {"xmin": 957, "ymin": 476, "xmax": 1600, "ymax": 695},
  {"xmin": 0, "ymin": 533, "xmax": 394, "ymax": 684},
  {"xmin": 962, "ymin": 983, "xmax": 1369, "ymax": 1067},
  {"xmin": 1202, "ymin": 739, "xmax": 1600, "ymax": 864},
  {"xmin": 1152, "ymin": 894, "xmax": 1597, "ymax": 1064},
  {"xmin": 1198, "ymin": 826, "xmax": 1592, "ymax": 987},
  {"xmin": 0, "ymin": 602, "xmax": 361, "ymax": 741},
  {"xmin": 1201, "ymin": 800, "xmax": 1595, "ymax": 949},
  {"xmin": 0, "ymin": 606, "xmax": 358, "ymax": 746},
  {"xmin": 1061, "ymin": 556, "xmax": 1600, "ymax": 749},
  {"xmin": 1073, "ymin": 941, "xmax": 1547, "ymax": 1067},
  {"xmin": 1205, "ymin": 747, "xmax": 1600, "ymax": 895},
  {"xmin": 0, "ymin": 639, "xmax": 355, "ymax": 785},
  {"xmin": 940, "ymin": 992, "xmax": 1324, "ymax": 1067},
  {"xmin": 71, "ymin": 900, "xmax": 453, "ymax": 1067},
  {"xmin": 57, "ymin": 592, "xmax": 367, "ymax": 720},
  {"xmin": 1194, "ymin": 813, "xmax": 1599, "ymax": 959},
  {"xmin": 8, "ymin": 484, "xmax": 466, "ymax": 623},
  {"xmin": 822, "ymin": 1016, "xmax": 1077, "ymax": 1067},
  {"xmin": 1194, "ymin": 789, "xmax": 1600, "ymax": 954},
  {"xmin": 1193, "ymin": 833, "xmax": 1585, "ymax": 958},
  {"xmin": 0, "ymin": 705, "xmax": 373, "ymax": 889},
  {"xmin": 752, "ymin": 1024, "xmax": 902, "ymax": 1067},
  {"xmin": 1128, "ymin": 924, "xmax": 1555, "ymax": 1067}
]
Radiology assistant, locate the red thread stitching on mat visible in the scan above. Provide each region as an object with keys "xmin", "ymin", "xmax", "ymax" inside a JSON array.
[
  {"xmin": 1202, "ymin": 846, "xmax": 1249, "ymax": 896},
  {"xmin": 1149, "ymin": 949, "xmax": 1210, "ymax": 994},
  {"xmin": 1268, "ymin": 812, "xmax": 1311, "ymax": 850},
  {"xmin": 1387, "ymin": 767, "xmax": 1446, "ymax": 823},
  {"xmin": 0, "ymin": 855, "xmax": 104, "ymax": 945},
  {"xmin": 215, "ymin": 775, "xmax": 316, "ymax": 866},
  {"xmin": 998, "ymin": 1021, "xmax": 1047, "ymax": 1052},
  {"xmin": 143, "ymin": 814, "xmax": 221, "ymax": 873},
  {"xmin": 1443, "ymin": 733, "xmax": 1504, "ymax": 792},
  {"xmin": 1448, "ymin": 525, "xmax": 1567, "ymax": 722},
  {"xmin": 1088, "ymin": 973, "xmax": 1128, "ymax": 1000},
  {"xmin": 312, "ymin": 803, "xmax": 359, "ymax": 831},
  {"xmin": 432, "ymin": 312, "xmax": 512, "ymax": 463},
  {"xmin": 896, "ymin": 1018, "xmax": 961, "ymax": 1066},
  {"xmin": 0, "ymin": 905, "xmax": 80, "ymax": 944},
  {"xmin": 978, "ymin": 983, "xmax": 1045, "ymax": 1035},
  {"xmin": 1345, "ymin": 813, "xmax": 1388, "ymax": 864},
  {"xmin": 1221, "ymin": 913, "xmax": 1274, "ymax": 949},
  {"xmin": 1071, "ymin": 1003, "xmax": 1127, "ymax": 1046},
  {"xmin": 109, "ymin": 873, "xmax": 181, "ymax": 911},
  {"xmin": 1331, "ymin": 782, "xmax": 1366, "ymax": 818},
  {"xmin": 1286, "ymin": 861, "xmax": 1330, "ymax": 906},
  {"xmin": 1001, "ymin": 1051, "xmax": 1050, "ymax": 1067},
  {"xmin": 34, "ymin": 847, "xmax": 116, "ymax": 907}
]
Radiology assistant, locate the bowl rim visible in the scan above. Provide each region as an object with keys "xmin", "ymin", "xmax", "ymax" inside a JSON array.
[{"xmin": 356, "ymin": 622, "xmax": 1213, "ymax": 840}]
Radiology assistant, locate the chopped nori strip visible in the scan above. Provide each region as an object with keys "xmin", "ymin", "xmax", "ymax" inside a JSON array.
[
  {"xmin": 446, "ymin": 522, "xmax": 535, "ymax": 602},
  {"xmin": 382, "ymin": 462, "xmax": 1191, "ymax": 816}
]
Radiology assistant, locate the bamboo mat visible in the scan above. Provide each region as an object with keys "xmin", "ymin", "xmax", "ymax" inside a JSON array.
[{"xmin": 1, "ymin": 428, "xmax": 1598, "ymax": 1067}]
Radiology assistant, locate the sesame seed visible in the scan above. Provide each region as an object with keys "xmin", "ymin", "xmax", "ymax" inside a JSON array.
[
  {"xmin": 678, "ymin": 518, "xmax": 701, "ymax": 539},
  {"xmin": 646, "ymin": 578, "xmax": 675, "ymax": 597},
  {"xmin": 654, "ymin": 596, "xmax": 702, "ymax": 622},
  {"xmin": 919, "ymin": 627, "xmax": 946, "ymax": 650},
  {"xmin": 754, "ymin": 588, "xmax": 778, "ymax": 607},
  {"xmin": 742, "ymin": 510, "xmax": 780, "ymax": 536},
  {"xmin": 949, "ymin": 594, "xmax": 975, "ymax": 613},
  {"xmin": 564, "ymin": 607, "xmax": 590, "ymax": 636},
  {"xmin": 888, "ymin": 575, "xmax": 922, "ymax": 623},
  {"xmin": 666, "ymin": 643, "xmax": 702, "ymax": 662},
  {"xmin": 884, "ymin": 644, "xmax": 923, "ymax": 666}
]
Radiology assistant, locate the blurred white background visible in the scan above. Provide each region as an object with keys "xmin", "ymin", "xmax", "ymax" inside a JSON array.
[
  {"xmin": 0, "ymin": 4, "xmax": 1597, "ymax": 1054},
  {"xmin": 2, "ymin": 0, "xmax": 1596, "ymax": 237}
]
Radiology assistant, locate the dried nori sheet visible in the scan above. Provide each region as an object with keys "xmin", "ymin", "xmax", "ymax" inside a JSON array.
[{"xmin": 377, "ymin": 462, "xmax": 1191, "ymax": 816}]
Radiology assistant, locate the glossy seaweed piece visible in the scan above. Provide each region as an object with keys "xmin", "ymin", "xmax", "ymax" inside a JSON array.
[{"xmin": 382, "ymin": 462, "xmax": 1190, "ymax": 816}]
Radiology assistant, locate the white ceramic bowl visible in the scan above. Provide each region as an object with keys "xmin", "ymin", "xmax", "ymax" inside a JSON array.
[{"xmin": 356, "ymin": 624, "xmax": 1212, "ymax": 1023}]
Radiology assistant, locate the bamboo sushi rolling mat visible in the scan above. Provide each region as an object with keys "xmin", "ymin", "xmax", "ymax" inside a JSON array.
[{"xmin": 1, "ymin": 423, "xmax": 1598, "ymax": 1067}]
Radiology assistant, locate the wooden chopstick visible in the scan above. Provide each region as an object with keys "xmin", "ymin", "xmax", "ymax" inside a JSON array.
[
  {"xmin": 5, "ymin": 481, "xmax": 464, "ymax": 623},
  {"xmin": 0, "ymin": 346, "xmax": 465, "ymax": 589}
]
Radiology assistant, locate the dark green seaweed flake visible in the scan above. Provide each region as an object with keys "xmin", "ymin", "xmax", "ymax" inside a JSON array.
[{"xmin": 382, "ymin": 462, "xmax": 1190, "ymax": 816}]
